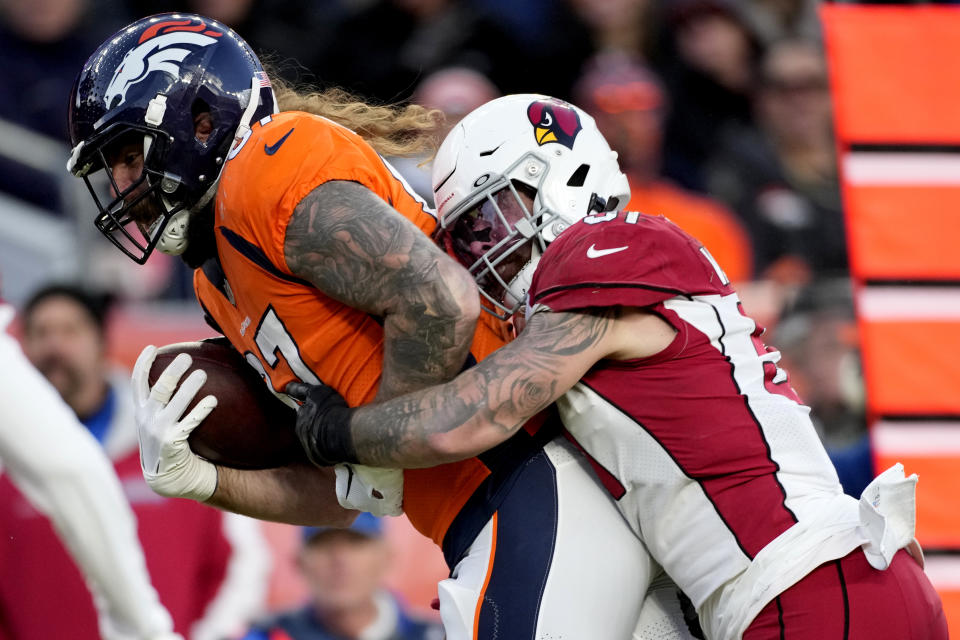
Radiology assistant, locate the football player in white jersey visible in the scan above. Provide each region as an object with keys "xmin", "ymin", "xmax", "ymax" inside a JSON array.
[
  {"xmin": 0, "ymin": 302, "xmax": 180, "ymax": 640},
  {"xmin": 287, "ymin": 95, "xmax": 947, "ymax": 640}
]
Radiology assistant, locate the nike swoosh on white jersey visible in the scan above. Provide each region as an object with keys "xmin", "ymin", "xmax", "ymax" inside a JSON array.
[{"xmin": 586, "ymin": 244, "xmax": 629, "ymax": 258}]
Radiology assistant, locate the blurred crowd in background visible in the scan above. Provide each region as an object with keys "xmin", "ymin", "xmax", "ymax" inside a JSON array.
[{"xmin": 0, "ymin": 0, "xmax": 872, "ymax": 637}]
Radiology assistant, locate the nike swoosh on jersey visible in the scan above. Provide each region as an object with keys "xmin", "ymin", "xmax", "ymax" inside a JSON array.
[
  {"xmin": 586, "ymin": 244, "xmax": 629, "ymax": 258},
  {"xmin": 264, "ymin": 127, "xmax": 295, "ymax": 155}
]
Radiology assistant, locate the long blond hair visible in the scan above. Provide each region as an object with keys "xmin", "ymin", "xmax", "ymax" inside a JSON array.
[{"xmin": 270, "ymin": 75, "xmax": 442, "ymax": 157}]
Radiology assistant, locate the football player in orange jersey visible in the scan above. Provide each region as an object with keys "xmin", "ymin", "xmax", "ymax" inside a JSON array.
[{"xmin": 66, "ymin": 13, "xmax": 693, "ymax": 640}]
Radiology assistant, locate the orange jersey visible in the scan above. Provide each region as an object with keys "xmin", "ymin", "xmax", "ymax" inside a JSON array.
[{"xmin": 194, "ymin": 111, "xmax": 509, "ymax": 545}]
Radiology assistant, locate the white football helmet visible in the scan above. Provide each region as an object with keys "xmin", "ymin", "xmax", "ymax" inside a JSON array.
[{"xmin": 432, "ymin": 94, "xmax": 629, "ymax": 318}]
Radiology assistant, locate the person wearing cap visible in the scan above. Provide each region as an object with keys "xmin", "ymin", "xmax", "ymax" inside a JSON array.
[
  {"xmin": 388, "ymin": 66, "xmax": 502, "ymax": 206},
  {"xmin": 0, "ymin": 283, "xmax": 270, "ymax": 640},
  {"xmin": 574, "ymin": 52, "xmax": 754, "ymax": 283},
  {"xmin": 242, "ymin": 514, "xmax": 442, "ymax": 640}
]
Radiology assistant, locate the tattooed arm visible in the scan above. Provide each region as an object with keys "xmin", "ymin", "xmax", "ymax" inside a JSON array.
[
  {"xmin": 204, "ymin": 181, "xmax": 473, "ymax": 523},
  {"xmin": 284, "ymin": 180, "xmax": 480, "ymax": 399},
  {"xmin": 344, "ymin": 306, "xmax": 675, "ymax": 468}
]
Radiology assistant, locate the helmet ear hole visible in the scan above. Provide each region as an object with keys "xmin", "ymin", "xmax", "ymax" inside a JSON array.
[
  {"xmin": 191, "ymin": 98, "xmax": 210, "ymax": 117},
  {"xmin": 192, "ymin": 99, "xmax": 214, "ymax": 143},
  {"xmin": 566, "ymin": 163, "xmax": 590, "ymax": 187},
  {"xmin": 587, "ymin": 193, "xmax": 608, "ymax": 214}
]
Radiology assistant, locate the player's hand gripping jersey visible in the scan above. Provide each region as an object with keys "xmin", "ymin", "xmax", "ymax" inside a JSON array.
[
  {"xmin": 527, "ymin": 211, "xmax": 924, "ymax": 639},
  {"xmin": 194, "ymin": 111, "xmax": 538, "ymax": 548}
]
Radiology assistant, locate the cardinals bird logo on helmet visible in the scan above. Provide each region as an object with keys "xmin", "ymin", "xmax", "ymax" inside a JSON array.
[
  {"xmin": 527, "ymin": 99, "xmax": 583, "ymax": 149},
  {"xmin": 430, "ymin": 94, "xmax": 629, "ymax": 319}
]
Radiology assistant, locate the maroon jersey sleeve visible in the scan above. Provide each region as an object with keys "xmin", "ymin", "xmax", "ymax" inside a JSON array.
[{"xmin": 528, "ymin": 211, "xmax": 734, "ymax": 312}]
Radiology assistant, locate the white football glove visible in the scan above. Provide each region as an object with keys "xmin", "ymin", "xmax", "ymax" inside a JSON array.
[
  {"xmin": 335, "ymin": 464, "xmax": 404, "ymax": 517},
  {"xmin": 133, "ymin": 345, "xmax": 218, "ymax": 502}
]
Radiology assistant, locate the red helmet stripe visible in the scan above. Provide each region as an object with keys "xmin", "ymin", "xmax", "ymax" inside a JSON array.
[{"xmin": 138, "ymin": 19, "xmax": 217, "ymax": 43}]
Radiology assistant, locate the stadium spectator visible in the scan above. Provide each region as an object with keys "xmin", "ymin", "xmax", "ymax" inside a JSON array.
[
  {"xmin": 414, "ymin": 66, "xmax": 500, "ymax": 140},
  {"xmin": 473, "ymin": 0, "xmax": 653, "ymax": 101},
  {"xmin": 737, "ymin": 0, "xmax": 821, "ymax": 47},
  {"xmin": 566, "ymin": 0, "xmax": 652, "ymax": 56},
  {"xmin": 311, "ymin": 0, "xmax": 506, "ymax": 103},
  {"xmin": 774, "ymin": 278, "xmax": 873, "ymax": 496},
  {"xmin": 574, "ymin": 52, "xmax": 753, "ymax": 282},
  {"xmin": 0, "ymin": 283, "xmax": 271, "ymax": 640},
  {"xmin": 656, "ymin": 0, "xmax": 762, "ymax": 191},
  {"xmin": 313, "ymin": 0, "xmax": 592, "ymax": 103},
  {"xmin": 706, "ymin": 37, "xmax": 845, "ymax": 281},
  {"xmin": 123, "ymin": 0, "xmax": 345, "ymax": 79},
  {"xmin": 242, "ymin": 514, "xmax": 443, "ymax": 640},
  {"xmin": 0, "ymin": 0, "xmax": 127, "ymax": 210},
  {"xmin": 0, "ymin": 0, "xmax": 124, "ymax": 140},
  {"xmin": 390, "ymin": 66, "xmax": 501, "ymax": 203}
]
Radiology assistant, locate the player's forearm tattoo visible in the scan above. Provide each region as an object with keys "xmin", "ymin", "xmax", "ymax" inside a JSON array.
[
  {"xmin": 349, "ymin": 308, "xmax": 617, "ymax": 467},
  {"xmin": 284, "ymin": 181, "xmax": 477, "ymax": 396}
]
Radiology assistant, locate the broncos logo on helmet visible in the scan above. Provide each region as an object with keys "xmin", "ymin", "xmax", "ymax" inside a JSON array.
[
  {"xmin": 104, "ymin": 19, "xmax": 223, "ymax": 109},
  {"xmin": 526, "ymin": 99, "xmax": 583, "ymax": 149},
  {"xmin": 68, "ymin": 12, "xmax": 275, "ymax": 264}
]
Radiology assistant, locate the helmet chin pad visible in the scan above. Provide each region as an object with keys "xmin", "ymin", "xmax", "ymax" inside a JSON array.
[
  {"xmin": 497, "ymin": 250, "xmax": 541, "ymax": 318},
  {"xmin": 157, "ymin": 209, "xmax": 190, "ymax": 256}
]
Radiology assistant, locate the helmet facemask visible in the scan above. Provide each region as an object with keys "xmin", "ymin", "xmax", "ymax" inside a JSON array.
[
  {"xmin": 439, "ymin": 154, "xmax": 559, "ymax": 319},
  {"xmin": 72, "ymin": 122, "xmax": 185, "ymax": 265}
]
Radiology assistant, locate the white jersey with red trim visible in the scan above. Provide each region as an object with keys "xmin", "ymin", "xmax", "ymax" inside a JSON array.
[{"xmin": 528, "ymin": 211, "xmax": 867, "ymax": 638}]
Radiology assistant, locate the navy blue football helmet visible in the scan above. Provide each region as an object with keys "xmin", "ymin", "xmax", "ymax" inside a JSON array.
[{"xmin": 67, "ymin": 13, "xmax": 277, "ymax": 263}]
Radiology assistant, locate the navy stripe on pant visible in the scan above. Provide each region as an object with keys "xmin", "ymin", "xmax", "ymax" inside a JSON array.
[{"xmin": 476, "ymin": 449, "xmax": 559, "ymax": 640}]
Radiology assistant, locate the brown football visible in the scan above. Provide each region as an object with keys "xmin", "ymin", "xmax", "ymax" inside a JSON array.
[{"xmin": 148, "ymin": 339, "xmax": 305, "ymax": 469}]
